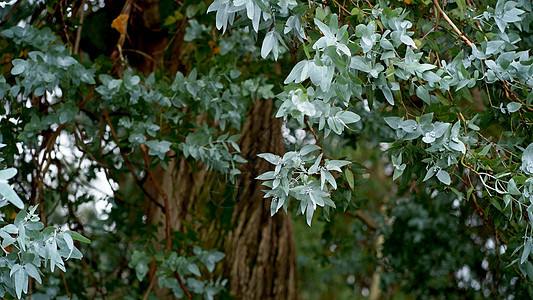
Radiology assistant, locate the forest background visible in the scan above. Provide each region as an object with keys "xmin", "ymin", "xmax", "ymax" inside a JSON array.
[{"xmin": 1, "ymin": 0, "xmax": 533, "ymax": 299}]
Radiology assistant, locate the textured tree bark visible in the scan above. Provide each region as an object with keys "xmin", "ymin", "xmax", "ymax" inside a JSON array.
[
  {"xmin": 217, "ymin": 100, "xmax": 298, "ymax": 299},
  {"xmin": 122, "ymin": 1, "xmax": 299, "ymax": 298},
  {"xmin": 146, "ymin": 99, "xmax": 299, "ymax": 299}
]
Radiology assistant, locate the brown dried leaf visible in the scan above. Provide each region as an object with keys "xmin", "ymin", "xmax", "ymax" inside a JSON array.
[{"xmin": 111, "ymin": 14, "xmax": 129, "ymax": 35}]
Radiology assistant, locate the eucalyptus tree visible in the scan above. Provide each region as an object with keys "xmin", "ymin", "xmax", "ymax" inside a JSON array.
[{"xmin": 0, "ymin": 0, "xmax": 532, "ymax": 299}]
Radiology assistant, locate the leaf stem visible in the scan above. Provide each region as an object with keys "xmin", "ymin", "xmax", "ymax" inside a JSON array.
[{"xmin": 304, "ymin": 115, "xmax": 322, "ymax": 152}]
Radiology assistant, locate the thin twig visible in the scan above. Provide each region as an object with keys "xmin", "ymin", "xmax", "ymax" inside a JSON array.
[
  {"xmin": 432, "ymin": 0, "xmax": 473, "ymax": 47},
  {"xmin": 74, "ymin": 0, "xmax": 86, "ymax": 55},
  {"xmin": 60, "ymin": 271, "xmax": 71, "ymax": 299},
  {"xmin": 304, "ymin": 116, "xmax": 322, "ymax": 151},
  {"xmin": 0, "ymin": 0, "xmax": 23, "ymax": 26},
  {"xmin": 103, "ymin": 109, "xmax": 141, "ymax": 184},
  {"xmin": 100, "ymin": 110, "xmax": 165, "ymax": 210},
  {"xmin": 81, "ymin": 260, "xmax": 100, "ymax": 298},
  {"xmin": 110, "ymin": 0, "xmax": 133, "ymax": 73},
  {"xmin": 420, "ymin": 27, "xmax": 435, "ymax": 42},
  {"xmin": 346, "ymin": 210, "xmax": 378, "ymax": 230},
  {"xmin": 476, "ymin": 132, "xmax": 518, "ymax": 158},
  {"xmin": 139, "ymin": 144, "xmax": 172, "ymax": 251},
  {"xmin": 364, "ymin": 0, "xmax": 376, "ymax": 9},
  {"xmin": 35, "ymin": 89, "xmax": 95, "ymax": 224},
  {"xmin": 332, "ymin": 0, "xmax": 351, "ymax": 15},
  {"xmin": 121, "ymin": 48, "xmax": 156, "ymax": 62},
  {"xmin": 59, "ymin": 0, "xmax": 72, "ymax": 53},
  {"xmin": 142, "ymin": 271, "xmax": 157, "ymax": 300},
  {"xmin": 139, "ymin": 144, "xmax": 192, "ymax": 299},
  {"xmin": 502, "ymin": 82, "xmax": 533, "ymax": 112},
  {"xmin": 432, "ymin": 3, "xmax": 531, "ymax": 112},
  {"xmin": 174, "ymin": 270, "xmax": 192, "ymax": 299}
]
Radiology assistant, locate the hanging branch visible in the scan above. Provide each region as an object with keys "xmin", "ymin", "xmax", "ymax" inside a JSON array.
[
  {"xmin": 139, "ymin": 144, "xmax": 192, "ymax": 300},
  {"xmin": 140, "ymin": 144, "xmax": 172, "ymax": 252},
  {"xmin": 101, "ymin": 109, "xmax": 165, "ymax": 210}
]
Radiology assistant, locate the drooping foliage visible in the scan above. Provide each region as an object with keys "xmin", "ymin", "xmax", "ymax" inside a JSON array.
[{"xmin": 0, "ymin": 0, "xmax": 533, "ymax": 299}]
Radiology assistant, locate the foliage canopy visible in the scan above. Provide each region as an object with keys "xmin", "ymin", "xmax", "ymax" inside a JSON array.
[{"xmin": 1, "ymin": 0, "xmax": 533, "ymax": 298}]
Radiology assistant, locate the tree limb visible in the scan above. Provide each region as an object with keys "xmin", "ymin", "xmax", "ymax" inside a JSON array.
[
  {"xmin": 0, "ymin": 0, "xmax": 23, "ymax": 27},
  {"xmin": 432, "ymin": 0, "xmax": 473, "ymax": 47}
]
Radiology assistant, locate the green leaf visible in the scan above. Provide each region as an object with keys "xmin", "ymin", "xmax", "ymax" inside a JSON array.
[
  {"xmin": 448, "ymin": 186, "xmax": 465, "ymax": 199},
  {"xmin": 525, "ymin": 261, "xmax": 533, "ymax": 280},
  {"xmin": 381, "ymin": 85, "xmax": 394, "ymax": 105},
  {"xmin": 0, "ymin": 182, "xmax": 24, "ymax": 209},
  {"xmin": 129, "ymin": 250, "xmax": 151, "ymax": 281},
  {"xmin": 57, "ymin": 104, "xmax": 79, "ymax": 124},
  {"xmin": 423, "ymin": 166, "xmax": 436, "ymax": 182},
  {"xmin": 521, "ymin": 241, "xmax": 531, "ymax": 265},
  {"xmin": 507, "ymin": 102, "xmax": 522, "ymax": 113},
  {"xmin": 489, "ymin": 197, "xmax": 502, "ymax": 212},
  {"xmin": 66, "ymin": 230, "xmax": 91, "ymax": 244},
  {"xmin": 0, "ymin": 168, "xmax": 17, "ymax": 181},
  {"xmin": 521, "ymin": 143, "xmax": 533, "ymax": 175},
  {"xmin": 14, "ymin": 268, "xmax": 27, "ymax": 299},
  {"xmin": 384, "ymin": 117, "xmax": 402, "ymax": 130},
  {"xmin": 146, "ymin": 140, "xmax": 172, "ymax": 160},
  {"xmin": 337, "ymin": 111, "xmax": 361, "ymax": 124},
  {"xmin": 344, "ymin": 168, "xmax": 354, "ymax": 190},
  {"xmin": 261, "ymin": 30, "xmax": 279, "ymax": 60},
  {"xmin": 325, "ymin": 160, "xmax": 350, "ymax": 172},
  {"xmin": 400, "ymin": 34, "xmax": 416, "ymax": 48},
  {"xmin": 256, "ymin": 171, "xmax": 275, "ymax": 180},
  {"xmin": 57, "ymin": 56, "xmax": 77, "ymax": 68},
  {"xmin": 478, "ymin": 144, "xmax": 491, "ymax": 156},
  {"xmin": 507, "ymin": 179, "xmax": 521, "ymax": 195},
  {"xmin": 486, "ymin": 40, "xmax": 504, "ymax": 54},
  {"xmin": 11, "ymin": 59, "xmax": 27, "ymax": 75},
  {"xmin": 503, "ymin": 194, "xmax": 511, "ymax": 208},
  {"xmin": 284, "ymin": 61, "xmax": 308, "ymax": 84},
  {"xmin": 416, "ymin": 85, "xmax": 431, "ymax": 104},
  {"xmin": 456, "ymin": 0, "xmax": 466, "ymax": 15},
  {"xmin": 305, "ymin": 202, "xmax": 314, "ymax": 226},
  {"xmin": 129, "ymin": 133, "xmax": 147, "ymax": 144},
  {"xmin": 24, "ymin": 264, "xmax": 42, "ymax": 284},
  {"xmin": 321, "ymin": 169, "xmax": 337, "ymax": 190},
  {"xmin": 188, "ymin": 263, "xmax": 201, "ymax": 277},
  {"xmin": 393, "ymin": 166, "xmax": 405, "ymax": 181},
  {"xmin": 315, "ymin": 7, "xmax": 326, "ymax": 21},
  {"xmin": 350, "ymin": 56, "xmax": 372, "ymax": 73},
  {"xmin": 257, "ymin": 153, "xmax": 280, "ymax": 165},
  {"xmin": 466, "ymin": 187, "xmax": 474, "ymax": 201},
  {"xmin": 300, "ymin": 145, "xmax": 320, "ymax": 156},
  {"xmin": 81, "ymin": 70, "xmax": 96, "ymax": 84},
  {"xmin": 436, "ymin": 170, "xmax": 451, "ymax": 185}
]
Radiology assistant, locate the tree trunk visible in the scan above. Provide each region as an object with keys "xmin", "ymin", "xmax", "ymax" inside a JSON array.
[
  {"xmin": 146, "ymin": 99, "xmax": 299, "ymax": 299},
  {"xmin": 123, "ymin": 1, "xmax": 299, "ymax": 298}
]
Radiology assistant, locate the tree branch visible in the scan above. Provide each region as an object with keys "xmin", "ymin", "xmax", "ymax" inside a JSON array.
[
  {"xmin": 60, "ymin": 270, "xmax": 71, "ymax": 299},
  {"xmin": 101, "ymin": 109, "xmax": 165, "ymax": 210},
  {"xmin": 139, "ymin": 144, "xmax": 192, "ymax": 299},
  {"xmin": 0, "ymin": 0, "xmax": 23, "ymax": 27},
  {"xmin": 140, "ymin": 144, "xmax": 172, "ymax": 251},
  {"xmin": 73, "ymin": 0, "xmax": 86, "ymax": 55},
  {"xmin": 346, "ymin": 210, "xmax": 378, "ymax": 230},
  {"xmin": 174, "ymin": 270, "xmax": 192, "ymax": 299},
  {"xmin": 432, "ymin": 0, "xmax": 473, "ymax": 47},
  {"xmin": 142, "ymin": 270, "xmax": 157, "ymax": 300},
  {"xmin": 304, "ymin": 115, "xmax": 322, "ymax": 152}
]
